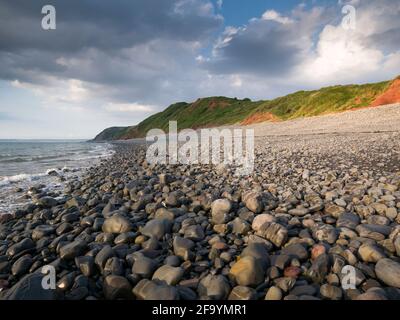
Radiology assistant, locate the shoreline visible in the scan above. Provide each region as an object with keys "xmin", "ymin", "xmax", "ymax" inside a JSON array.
[
  {"xmin": 1, "ymin": 128, "xmax": 400, "ymax": 300},
  {"xmin": 0, "ymin": 141, "xmax": 115, "ymax": 214}
]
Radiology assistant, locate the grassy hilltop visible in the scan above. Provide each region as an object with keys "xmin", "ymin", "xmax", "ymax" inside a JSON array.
[{"xmin": 93, "ymin": 77, "xmax": 399, "ymax": 141}]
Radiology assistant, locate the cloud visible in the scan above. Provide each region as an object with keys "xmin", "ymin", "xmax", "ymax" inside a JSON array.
[
  {"xmin": 104, "ymin": 103, "xmax": 155, "ymax": 113},
  {"xmin": 0, "ymin": 0, "xmax": 399, "ymax": 139},
  {"xmin": 203, "ymin": 6, "xmax": 331, "ymax": 76},
  {"xmin": 0, "ymin": 111, "xmax": 17, "ymax": 121},
  {"xmin": 0, "ymin": 0, "xmax": 223, "ymax": 109},
  {"xmin": 202, "ymin": 0, "xmax": 400, "ymax": 89},
  {"xmin": 261, "ymin": 10, "xmax": 293, "ymax": 24},
  {"xmin": 296, "ymin": 0, "xmax": 400, "ymax": 85}
]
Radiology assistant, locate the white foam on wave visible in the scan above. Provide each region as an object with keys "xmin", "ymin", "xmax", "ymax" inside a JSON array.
[
  {"xmin": 0, "ymin": 172, "xmax": 47, "ymax": 187},
  {"xmin": 0, "ymin": 143, "xmax": 114, "ymax": 188}
]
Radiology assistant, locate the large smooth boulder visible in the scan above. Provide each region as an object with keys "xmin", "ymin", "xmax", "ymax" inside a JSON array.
[
  {"xmin": 152, "ymin": 265, "xmax": 184, "ymax": 286},
  {"xmin": 141, "ymin": 219, "xmax": 171, "ymax": 240},
  {"xmin": 2, "ymin": 273, "xmax": 59, "ymax": 300},
  {"xmin": 59, "ymin": 240, "xmax": 87, "ymax": 260},
  {"xmin": 375, "ymin": 258, "xmax": 400, "ymax": 288},
  {"xmin": 211, "ymin": 199, "xmax": 231, "ymax": 224},
  {"xmin": 230, "ymin": 256, "xmax": 265, "ymax": 287},
  {"xmin": 198, "ymin": 274, "xmax": 230, "ymax": 300},
  {"xmin": 103, "ymin": 275, "xmax": 133, "ymax": 300},
  {"xmin": 102, "ymin": 215, "xmax": 132, "ymax": 234},
  {"xmin": 133, "ymin": 279, "xmax": 178, "ymax": 300}
]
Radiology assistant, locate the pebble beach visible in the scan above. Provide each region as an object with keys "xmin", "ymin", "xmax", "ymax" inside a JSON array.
[{"xmin": 1, "ymin": 104, "xmax": 400, "ymax": 300}]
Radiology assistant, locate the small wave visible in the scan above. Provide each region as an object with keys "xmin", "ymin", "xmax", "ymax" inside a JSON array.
[
  {"xmin": 73, "ymin": 151, "xmax": 115, "ymax": 161},
  {"xmin": 0, "ymin": 157, "xmax": 30, "ymax": 163},
  {"xmin": 0, "ymin": 172, "xmax": 47, "ymax": 186}
]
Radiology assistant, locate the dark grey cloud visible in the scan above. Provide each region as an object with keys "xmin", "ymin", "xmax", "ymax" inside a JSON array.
[
  {"xmin": 203, "ymin": 6, "xmax": 334, "ymax": 76},
  {"xmin": 0, "ymin": 0, "xmax": 222, "ymax": 95},
  {"xmin": 205, "ymin": 23, "xmax": 304, "ymax": 76},
  {"xmin": 0, "ymin": 0, "xmax": 222, "ymax": 53}
]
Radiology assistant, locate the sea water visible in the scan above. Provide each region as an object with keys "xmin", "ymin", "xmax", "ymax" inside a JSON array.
[{"xmin": 0, "ymin": 139, "xmax": 114, "ymax": 213}]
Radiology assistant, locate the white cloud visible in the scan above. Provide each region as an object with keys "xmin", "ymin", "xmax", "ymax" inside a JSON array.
[
  {"xmin": 299, "ymin": 25, "xmax": 384, "ymax": 83},
  {"xmin": 296, "ymin": 0, "xmax": 400, "ymax": 85},
  {"xmin": 104, "ymin": 103, "xmax": 155, "ymax": 113},
  {"xmin": 231, "ymin": 75, "xmax": 242, "ymax": 88},
  {"xmin": 261, "ymin": 10, "xmax": 293, "ymax": 24}
]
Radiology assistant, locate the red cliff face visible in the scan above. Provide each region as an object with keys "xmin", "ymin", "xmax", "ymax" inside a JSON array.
[
  {"xmin": 240, "ymin": 112, "xmax": 280, "ymax": 125},
  {"xmin": 371, "ymin": 78, "xmax": 400, "ymax": 107}
]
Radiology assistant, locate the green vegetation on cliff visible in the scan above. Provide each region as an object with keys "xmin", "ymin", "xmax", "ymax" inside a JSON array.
[{"xmin": 93, "ymin": 78, "xmax": 395, "ymax": 141}]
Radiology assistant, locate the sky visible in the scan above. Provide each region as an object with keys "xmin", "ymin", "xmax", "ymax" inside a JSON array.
[{"xmin": 0, "ymin": 0, "xmax": 399, "ymax": 139}]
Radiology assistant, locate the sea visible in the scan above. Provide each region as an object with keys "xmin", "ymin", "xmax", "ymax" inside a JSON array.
[{"xmin": 0, "ymin": 140, "xmax": 115, "ymax": 213}]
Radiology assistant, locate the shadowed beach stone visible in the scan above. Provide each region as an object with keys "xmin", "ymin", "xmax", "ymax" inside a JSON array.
[
  {"xmin": 133, "ymin": 279, "xmax": 178, "ymax": 300},
  {"xmin": 132, "ymin": 256, "xmax": 157, "ymax": 278},
  {"xmin": 252, "ymin": 213, "xmax": 275, "ymax": 232},
  {"xmin": 211, "ymin": 199, "xmax": 231, "ymax": 224},
  {"xmin": 324, "ymin": 204, "xmax": 345, "ymax": 218},
  {"xmin": 103, "ymin": 275, "xmax": 133, "ymax": 300},
  {"xmin": 313, "ymin": 224, "xmax": 338, "ymax": 244},
  {"xmin": 141, "ymin": 219, "xmax": 171, "ymax": 240},
  {"xmin": 273, "ymin": 254, "xmax": 290, "ymax": 270},
  {"xmin": 311, "ymin": 244, "xmax": 326, "ymax": 260},
  {"xmin": 265, "ymin": 286, "xmax": 283, "ymax": 300},
  {"xmin": 228, "ymin": 286, "xmax": 257, "ymax": 300},
  {"xmin": 0, "ymin": 257, "xmax": 10, "ymax": 274},
  {"xmin": 6, "ymin": 238, "xmax": 35, "ymax": 257},
  {"xmin": 59, "ymin": 240, "xmax": 87, "ymax": 260},
  {"xmin": 65, "ymin": 197, "xmax": 84, "ymax": 209},
  {"xmin": 183, "ymin": 224, "xmax": 204, "ymax": 241},
  {"xmin": 241, "ymin": 243, "xmax": 270, "ymax": 269},
  {"xmin": 308, "ymin": 253, "xmax": 330, "ymax": 283},
  {"xmin": 367, "ymin": 215, "xmax": 390, "ymax": 226},
  {"xmin": 281, "ymin": 243, "xmax": 309, "ymax": 261},
  {"xmin": 198, "ymin": 274, "xmax": 230, "ymax": 300},
  {"xmin": 159, "ymin": 174, "xmax": 174, "ymax": 185},
  {"xmin": 2, "ymin": 273, "xmax": 59, "ymax": 300},
  {"xmin": 274, "ymin": 277, "xmax": 296, "ymax": 292},
  {"xmin": 230, "ymin": 256, "xmax": 265, "ymax": 287},
  {"xmin": 259, "ymin": 222, "xmax": 288, "ymax": 247},
  {"xmin": 152, "ymin": 265, "xmax": 184, "ymax": 285},
  {"xmin": 56, "ymin": 222, "xmax": 73, "ymax": 235},
  {"xmin": 284, "ymin": 266, "xmax": 302, "ymax": 278},
  {"xmin": 102, "ymin": 215, "xmax": 132, "ymax": 234},
  {"xmin": 32, "ymin": 225, "xmax": 55, "ymax": 241},
  {"xmin": 355, "ymin": 288, "xmax": 388, "ymax": 300},
  {"xmin": 290, "ymin": 285, "xmax": 317, "ymax": 296},
  {"xmin": 337, "ymin": 212, "xmax": 360, "ymax": 230},
  {"xmin": 36, "ymin": 196, "xmax": 58, "ymax": 208},
  {"xmin": 95, "ymin": 245, "xmax": 115, "ymax": 271},
  {"xmin": 164, "ymin": 255, "xmax": 181, "ymax": 267},
  {"xmin": 386, "ymin": 207, "xmax": 398, "ymax": 220},
  {"xmin": 104, "ymin": 257, "xmax": 125, "ymax": 276},
  {"xmin": 395, "ymin": 237, "xmax": 400, "ymax": 257},
  {"xmin": 320, "ymin": 284, "xmax": 342, "ymax": 300},
  {"xmin": 358, "ymin": 243, "xmax": 386, "ymax": 263},
  {"xmin": 154, "ymin": 208, "xmax": 175, "ymax": 221},
  {"xmin": 356, "ymin": 224, "xmax": 392, "ymax": 241},
  {"xmin": 375, "ymin": 258, "xmax": 400, "ymax": 288},
  {"xmin": 75, "ymin": 256, "xmax": 95, "ymax": 277},
  {"xmin": 11, "ymin": 255, "xmax": 33, "ymax": 277},
  {"xmin": 173, "ymin": 236, "xmax": 194, "ymax": 261},
  {"xmin": 243, "ymin": 191, "xmax": 264, "ymax": 214},
  {"xmin": 288, "ymin": 207, "xmax": 309, "ymax": 217},
  {"xmin": 232, "ymin": 217, "xmax": 250, "ymax": 235}
]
